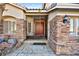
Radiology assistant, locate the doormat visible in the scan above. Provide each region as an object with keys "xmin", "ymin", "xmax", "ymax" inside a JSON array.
[{"xmin": 33, "ymin": 43, "xmax": 46, "ymax": 45}]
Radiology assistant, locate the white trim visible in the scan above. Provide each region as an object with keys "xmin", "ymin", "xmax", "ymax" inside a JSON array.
[
  {"xmin": 26, "ymin": 9, "xmax": 47, "ymax": 13},
  {"xmin": 48, "ymin": 13, "xmax": 79, "ymax": 22},
  {"xmin": 57, "ymin": 13, "xmax": 79, "ymax": 16},
  {"xmin": 25, "ymin": 13, "xmax": 48, "ymax": 16},
  {"xmin": 4, "ymin": 3, "xmax": 79, "ymax": 13},
  {"xmin": 47, "ymin": 3, "xmax": 79, "ymax": 12},
  {"xmin": 9, "ymin": 3, "xmax": 26, "ymax": 11},
  {"xmin": 47, "ymin": 21, "xmax": 50, "ymax": 40}
]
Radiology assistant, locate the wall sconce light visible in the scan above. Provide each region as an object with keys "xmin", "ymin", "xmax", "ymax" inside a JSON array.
[{"xmin": 63, "ymin": 15, "xmax": 69, "ymax": 24}]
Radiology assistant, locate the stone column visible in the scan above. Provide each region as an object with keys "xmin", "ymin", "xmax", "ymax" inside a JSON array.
[
  {"xmin": 48, "ymin": 16, "xmax": 70, "ymax": 55},
  {"xmin": 16, "ymin": 19, "xmax": 27, "ymax": 48},
  {"xmin": 56, "ymin": 17, "xmax": 70, "ymax": 55},
  {"xmin": 48, "ymin": 16, "xmax": 58, "ymax": 53},
  {"xmin": 0, "ymin": 4, "xmax": 5, "ymax": 34}
]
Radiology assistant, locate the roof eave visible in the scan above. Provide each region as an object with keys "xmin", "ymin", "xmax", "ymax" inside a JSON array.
[{"xmin": 47, "ymin": 3, "xmax": 79, "ymax": 12}]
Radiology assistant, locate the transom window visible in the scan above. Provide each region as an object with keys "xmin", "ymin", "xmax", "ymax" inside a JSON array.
[
  {"xmin": 4, "ymin": 21, "xmax": 16, "ymax": 34},
  {"xmin": 70, "ymin": 17, "xmax": 79, "ymax": 36}
]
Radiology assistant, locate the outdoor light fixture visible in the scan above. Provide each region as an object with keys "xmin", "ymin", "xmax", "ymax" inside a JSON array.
[{"xmin": 63, "ymin": 15, "xmax": 69, "ymax": 24}]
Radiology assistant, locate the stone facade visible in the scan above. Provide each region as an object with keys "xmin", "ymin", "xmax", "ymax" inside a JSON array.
[
  {"xmin": 48, "ymin": 16, "xmax": 73, "ymax": 55},
  {"xmin": 0, "ymin": 4, "xmax": 27, "ymax": 50},
  {"xmin": 0, "ymin": 4, "xmax": 5, "ymax": 34},
  {"xmin": 48, "ymin": 16, "xmax": 57, "ymax": 53},
  {"xmin": 1, "ymin": 3, "xmax": 79, "ymax": 55},
  {"xmin": 15, "ymin": 19, "xmax": 26, "ymax": 47},
  {"xmin": 0, "ymin": 19, "xmax": 26, "ymax": 48}
]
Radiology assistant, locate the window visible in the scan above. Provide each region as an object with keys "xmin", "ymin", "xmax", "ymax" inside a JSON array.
[
  {"xmin": 4, "ymin": 21, "xmax": 16, "ymax": 34},
  {"xmin": 77, "ymin": 19, "xmax": 79, "ymax": 35},
  {"xmin": 70, "ymin": 18, "xmax": 74, "ymax": 33},
  {"xmin": 28, "ymin": 22, "xmax": 31, "ymax": 33},
  {"xmin": 70, "ymin": 17, "xmax": 79, "ymax": 36}
]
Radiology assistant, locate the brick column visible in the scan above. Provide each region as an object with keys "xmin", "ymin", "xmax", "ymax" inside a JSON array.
[
  {"xmin": 48, "ymin": 16, "xmax": 58, "ymax": 53},
  {"xmin": 56, "ymin": 17, "xmax": 70, "ymax": 55},
  {"xmin": 0, "ymin": 19, "xmax": 3, "ymax": 34},
  {"xmin": 0, "ymin": 4, "xmax": 5, "ymax": 34},
  {"xmin": 16, "ymin": 19, "xmax": 26, "ymax": 47},
  {"xmin": 48, "ymin": 16, "xmax": 71, "ymax": 55}
]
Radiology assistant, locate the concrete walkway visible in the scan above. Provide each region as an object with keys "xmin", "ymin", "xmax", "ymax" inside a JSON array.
[{"xmin": 6, "ymin": 40, "xmax": 55, "ymax": 56}]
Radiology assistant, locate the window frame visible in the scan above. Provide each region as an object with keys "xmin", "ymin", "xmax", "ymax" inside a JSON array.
[
  {"xmin": 3, "ymin": 21, "xmax": 16, "ymax": 34},
  {"xmin": 70, "ymin": 17, "xmax": 79, "ymax": 36}
]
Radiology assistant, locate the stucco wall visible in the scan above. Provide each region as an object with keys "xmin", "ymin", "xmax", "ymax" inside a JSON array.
[
  {"xmin": 57, "ymin": 9, "xmax": 79, "ymax": 15},
  {"xmin": 2, "ymin": 4, "xmax": 26, "ymax": 20},
  {"xmin": 48, "ymin": 10, "xmax": 58, "ymax": 21},
  {"xmin": 3, "ymin": 16, "xmax": 16, "ymax": 21}
]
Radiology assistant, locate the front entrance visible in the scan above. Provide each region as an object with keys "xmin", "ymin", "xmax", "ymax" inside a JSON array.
[
  {"xmin": 35, "ymin": 20, "xmax": 45, "ymax": 36},
  {"xmin": 26, "ymin": 16, "xmax": 47, "ymax": 39}
]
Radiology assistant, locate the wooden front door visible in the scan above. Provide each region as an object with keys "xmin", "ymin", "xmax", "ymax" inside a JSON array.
[{"xmin": 35, "ymin": 20, "xmax": 45, "ymax": 36}]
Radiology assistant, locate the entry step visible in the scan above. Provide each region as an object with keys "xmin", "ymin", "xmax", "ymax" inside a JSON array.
[{"xmin": 27, "ymin": 36, "xmax": 47, "ymax": 39}]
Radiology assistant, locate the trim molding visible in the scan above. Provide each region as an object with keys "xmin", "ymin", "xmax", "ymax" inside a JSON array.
[{"xmin": 57, "ymin": 13, "xmax": 79, "ymax": 16}]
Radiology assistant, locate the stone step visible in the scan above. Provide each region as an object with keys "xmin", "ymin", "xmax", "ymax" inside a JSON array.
[
  {"xmin": 27, "ymin": 36, "xmax": 46, "ymax": 39},
  {"xmin": 25, "ymin": 40, "xmax": 47, "ymax": 45},
  {"xmin": 33, "ymin": 42, "xmax": 46, "ymax": 45}
]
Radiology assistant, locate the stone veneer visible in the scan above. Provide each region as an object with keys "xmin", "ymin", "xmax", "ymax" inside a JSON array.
[
  {"xmin": 48, "ymin": 16, "xmax": 74, "ymax": 55},
  {"xmin": 0, "ymin": 19, "xmax": 26, "ymax": 48},
  {"xmin": 0, "ymin": 4, "xmax": 5, "ymax": 34},
  {"xmin": 15, "ymin": 19, "xmax": 26, "ymax": 47},
  {"xmin": 0, "ymin": 18, "xmax": 26, "ymax": 55}
]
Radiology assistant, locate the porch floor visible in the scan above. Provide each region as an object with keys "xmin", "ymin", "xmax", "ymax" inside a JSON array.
[{"xmin": 6, "ymin": 39, "xmax": 55, "ymax": 56}]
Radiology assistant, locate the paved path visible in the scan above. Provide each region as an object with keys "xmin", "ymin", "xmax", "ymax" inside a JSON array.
[{"xmin": 6, "ymin": 40, "xmax": 55, "ymax": 56}]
